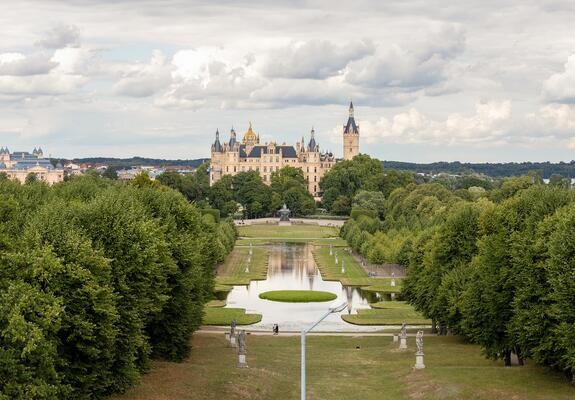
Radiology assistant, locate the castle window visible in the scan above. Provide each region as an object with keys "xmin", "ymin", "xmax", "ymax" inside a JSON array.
[
  {"xmin": 264, "ymin": 166, "xmax": 267, "ymax": 172},
  {"xmin": 314, "ymin": 167, "xmax": 317, "ymax": 173},
  {"xmin": 256, "ymin": 167, "xmax": 259, "ymax": 171},
  {"xmin": 314, "ymin": 185, "xmax": 317, "ymax": 193},
  {"xmin": 314, "ymin": 176, "xmax": 317, "ymax": 182},
  {"xmin": 234, "ymin": 166, "xmax": 236, "ymax": 172},
  {"xmin": 226, "ymin": 166, "xmax": 229, "ymax": 172},
  {"xmin": 307, "ymin": 167, "xmax": 309, "ymax": 173}
]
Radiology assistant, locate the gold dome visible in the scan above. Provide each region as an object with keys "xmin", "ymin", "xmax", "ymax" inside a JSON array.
[{"xmin": 243, "ymin": 122, "xmax": 258, "ymax": 142}]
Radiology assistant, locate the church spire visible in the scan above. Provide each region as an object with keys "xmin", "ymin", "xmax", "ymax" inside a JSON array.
[{"xmin": 349, "ymin": 101, "xmax": 354, "ymax": 117}]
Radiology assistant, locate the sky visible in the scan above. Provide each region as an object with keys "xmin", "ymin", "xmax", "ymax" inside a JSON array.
[{"xmin": 1, "ymin": 0, "xmax": 575, "ymax": 162}]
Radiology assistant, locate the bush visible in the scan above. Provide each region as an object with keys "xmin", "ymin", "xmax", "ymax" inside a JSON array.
[{"xmin": 350, "ymin": 208, "xmax": 377, "ymax": 220}]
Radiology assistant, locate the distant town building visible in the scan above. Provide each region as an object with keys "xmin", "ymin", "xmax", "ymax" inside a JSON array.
[
  {"xmin": 0, "ymin": 147, "xmax": 64, "ymax": 184},
  {"xmin": 210, "ymin": 102, "xmax": 360, "ymax": 198}
]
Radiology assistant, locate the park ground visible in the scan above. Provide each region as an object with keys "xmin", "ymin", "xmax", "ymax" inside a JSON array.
[
  {"xmin": 112, "ymin": 333, "xmax": 575, "ymax": 400},
  {"xmin": 112, "ymin": 222, "xmax": 575, "ymax": 399}
]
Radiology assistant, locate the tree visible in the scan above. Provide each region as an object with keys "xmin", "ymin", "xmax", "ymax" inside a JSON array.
[
  {"xmin": 548, "ymin": 173, "xmax": 571, "ymax": 189},
  {"xmin": 25, "ymin": 172, "xmax": 38, "ymax": 184},
  {"xmin": 319, "ymin": 154, "xmax": 384, "ymax": 213},
  {"xmin": 352, "ymin": 190, "xmax": 386, "ymax": 218},
  {"xmin": 102, "ymin": 166, "xmax": 118, "ymax": 180}
]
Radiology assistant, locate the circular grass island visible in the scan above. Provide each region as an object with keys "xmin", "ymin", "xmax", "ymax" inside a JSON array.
[{"xmin": 259, "ymin": 290, "xmax": 337, "ymax": 303}]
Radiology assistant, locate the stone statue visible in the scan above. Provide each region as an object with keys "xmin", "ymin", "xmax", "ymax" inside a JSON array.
[
  {"xmin": 399, "ymin": 321, "xmax": 408, "ymax": 350},
  {"xmin": 237, "ymin": 330, "xmax": 248, "ymax": 368},
  {"xmin": 416, "ymin": 330, "xmax": 424, "ymax": 354},
  {"xmin": 238, "ymin": 330, "xmax": 247, "ymax": 353},
  {"xmin": 231, "ymin": 319, "xmax": 237, "ymax": 336}
]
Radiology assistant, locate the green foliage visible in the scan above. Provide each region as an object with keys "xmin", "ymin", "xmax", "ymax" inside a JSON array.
[
  {"xmin": 350, "ymin": 208, "xmax": 378, "ymax": 220},
  {"xmin": 102, "ymin": 166, "xmax": 118, "ymax": 180},
  {"xmin": 0, "ymin": 175, "xmax": 235, "ymax": 398}
]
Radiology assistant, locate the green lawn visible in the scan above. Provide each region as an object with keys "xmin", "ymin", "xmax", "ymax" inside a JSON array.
[
  {"xmin": 313, "ymin": 247, "xmax": 403, "ymax": 291},
  {"xmin": 238, "ymin": 224, "xmax": 339, "ymax": 239},
  {"xmin": 202, "ymin": 307, "xmax": 262, "ymax": 326},
  {"xmin": 112, "ymin": 333, "xmax": 575, "ymax": 400},
  {"xmin": 259, "ymin": 290, "xmax": 337, "ymax": 302},
  {"xmin": 342, "ymin": 301, "xmax": 431, "ymax": 325},
  {"xmin": 215, "ymin": 246, "xmax": 269, "ymax": 287},
  {"xmin": 236, "ymin": 237, "xmax": 348, "ymax": 246}
]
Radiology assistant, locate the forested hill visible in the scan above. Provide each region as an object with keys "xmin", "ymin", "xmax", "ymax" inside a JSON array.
[
  {"xmin": 383, "ymin": 160, "xmax": 575, "ymax": 178},
  {"xmin": 70, "ymin": 157, "xmax": 209, "ymax": 168}
]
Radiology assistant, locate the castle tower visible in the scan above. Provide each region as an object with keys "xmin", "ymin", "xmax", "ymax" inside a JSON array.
[
  {"xmin": 210, "ymin": 129, "xmax": 223, "ymax": 185},
  {"xmin": 343, "ymin": 101, "xmax": 359, "ymax": 160}
]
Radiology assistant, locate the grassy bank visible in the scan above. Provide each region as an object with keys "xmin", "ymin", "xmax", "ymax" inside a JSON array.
[
  {"xmin": 259, "ymin": 290, "xmax": 337, "ymax": 303},
  {"xmin": 215, "ymin": 246, "xmax": 269, "ymax": 287},
  {"xmin": 342, "ymin": 301, "xmax": 431, "ymax": 325},
  {"xmin": 313, "ymin": 247, "xmax": 403, "ymax": 290},
  {"xmin": 238, "ymin": 224, "xmax": 339, "ymax": 239},
  {"xmin": 203, "ymin": 307, "xmax": 262, "ymax": 326},
  {"xmin": 112, "ymin": 333, "xmax": 575, "ymax": 400}
]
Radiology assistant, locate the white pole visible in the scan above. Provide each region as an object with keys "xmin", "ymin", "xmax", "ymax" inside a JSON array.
[
  {"xmin": 301, "ymin": 329, "xmax": 306, "ymax": 400},
  {"xmin": 300, "ymin": 303, "xmax": 347, "ymax": 400}
]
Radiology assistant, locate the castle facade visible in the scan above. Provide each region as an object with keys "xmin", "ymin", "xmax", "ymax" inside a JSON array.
[
  {"xmin": 0, "ymin": 147, "xmax": 64, "ymax": 185},
  {"xmin": 210, "ymin": 102, "xmax": 360, "ymax": 198}
]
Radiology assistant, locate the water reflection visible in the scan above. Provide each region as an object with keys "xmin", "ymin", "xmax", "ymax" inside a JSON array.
[{"xmin": 224, "ymin": 242, "xmax": 397, "ymax": 331}]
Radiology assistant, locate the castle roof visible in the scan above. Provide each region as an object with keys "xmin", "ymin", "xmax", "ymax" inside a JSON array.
[
  {"xmin": 343, "ymin": 101, "xmax": 359, "ymax": 135},
  {"xmin": 307, "ymin": 128, "xmax": 317, "ymax": 151},
  {"xmin": 239, "ymin": 144, "xmax": 297, "ymax": 158},
  {"xmin": 212, "ymin": 130, "xmax": 223, "ymax": 152},
  {"xmin": 243, "ymin": 122, "xmax": 258, "ymax": 142}
]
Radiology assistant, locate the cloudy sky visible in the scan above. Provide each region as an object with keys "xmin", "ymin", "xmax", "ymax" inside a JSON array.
[{"xmin": 1, "ymin": 0, "xmax": 575, "ymax": 162}]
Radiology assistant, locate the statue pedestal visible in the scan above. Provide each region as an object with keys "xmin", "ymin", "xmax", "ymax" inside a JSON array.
[
  {"xmin": 393, "ymin": 334, "xmax": 398, "ymax": 343},
  {"xmin": 230, "ymin": 336, "xmax": 236, "ymax": 347},
  {"xmin": 237, "ymin": 354, "xmax": 248, "ymax": 368},
  {"xmin": 414, "ymin": 352, "xmax": 425, "ymax": 369},
  {"xmin": 399, "ymin": 337, "xmax": 407, "ymax": 350},
  {"xmin": 278, "ymin": 221, "xmax": 292, "ymax": 226}
]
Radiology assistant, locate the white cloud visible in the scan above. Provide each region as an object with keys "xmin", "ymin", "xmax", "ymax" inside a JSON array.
[
  {"xmin": 36, "ymin": 24, "xmax": 81, "ymax": 49},
  {"xmin": 262, "ymin": 39, "xmax": 375, "ymax": 79},
  {"xmin": 0, "ymin": 53, "xmax": 58, "ymax": 76},
  {"xmin": 345, "ymin": 24, "xmax": 465, "ymax": 90},
  {"xmin": 543, "ymin": 55, "xmax": 575, "ymax": 103},
  {"xmin": 528, "ymin": 104, "xmax": 575, "ymax": 135},
  {"xmin": 114, "ymin": 50, "xmax": 174, "ymax": 97},
  {"xmin": 356, "ymin": 100, "xmax": 512, "ymax": 145}
]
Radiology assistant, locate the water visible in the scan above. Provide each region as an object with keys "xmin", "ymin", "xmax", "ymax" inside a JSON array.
[{"xmin": 223, "ymin": 242, "xmax": 398, "ymax": 332}]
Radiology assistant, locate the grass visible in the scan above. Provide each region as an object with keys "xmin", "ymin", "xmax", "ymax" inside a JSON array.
[
  {"xmin": 342, "ymin": 301, "xmax": 431, "ymax": 325},
  {"xmin": 313, "ymin": 247, "xmax": 403, "ymax": 291},
  {"xmin": 215, "ymin": 246, "xmax": 269, "ymax": 288},
  {"xmin": 112, "ymin": 333, "xmax": 575, "ymax": 400},
  {"xmin": 206, "ymin": 300, "xmax": 226, "ymax": 308},
  {"xmin": 258, "ymin": 290, "xmax": 337, "ymax": 303},
  {"xmin": 238, "ymin": 224, "xmax": 339, "ymax": 239},
  {"xmin": 236, "ymin": 237, "xmax": 348, "ymax": 246},
  {"xmin": 202, "ymin": 307, "xmax": 262, "ymax": 326}
]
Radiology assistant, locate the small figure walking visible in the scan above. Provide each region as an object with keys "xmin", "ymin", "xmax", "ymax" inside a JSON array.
[{"xmin": 272, "ymin": 323, "xmax": 279, "ymax": 335}]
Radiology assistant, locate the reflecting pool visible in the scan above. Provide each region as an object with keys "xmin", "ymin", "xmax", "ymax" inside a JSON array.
[{"xmin": 223, "ymin": 242, "xmax": 398, "ymax": 332}]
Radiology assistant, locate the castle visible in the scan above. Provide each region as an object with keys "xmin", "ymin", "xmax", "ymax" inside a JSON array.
[
  {"xmin": 0, "ymin": 147, "xmax": 64, "ymax": 185},
  {"xmin": 210, "ymin": 102, "xmax": 360, "ymax": 198}
]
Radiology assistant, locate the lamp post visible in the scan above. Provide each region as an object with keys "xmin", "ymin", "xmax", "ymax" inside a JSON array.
[{"xmin": 301, "ymin": 302, "xmax": 347, "ymax": 400}]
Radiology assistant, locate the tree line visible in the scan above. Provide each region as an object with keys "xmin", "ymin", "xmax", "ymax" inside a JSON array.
[
  {"xmin": 157, "ymin": 163, "xmax": 315, "ymax": 218},
  {"xmin": 384, "ymin": 160, "xmax": 575, "ymax": 178},
  {"xmin": 341, "ymin": 175, "xmax": 575, "ymax": 379},
  {"xmin": 0, "ymin": 174, "xmax": 235, "ymax": 399}
]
